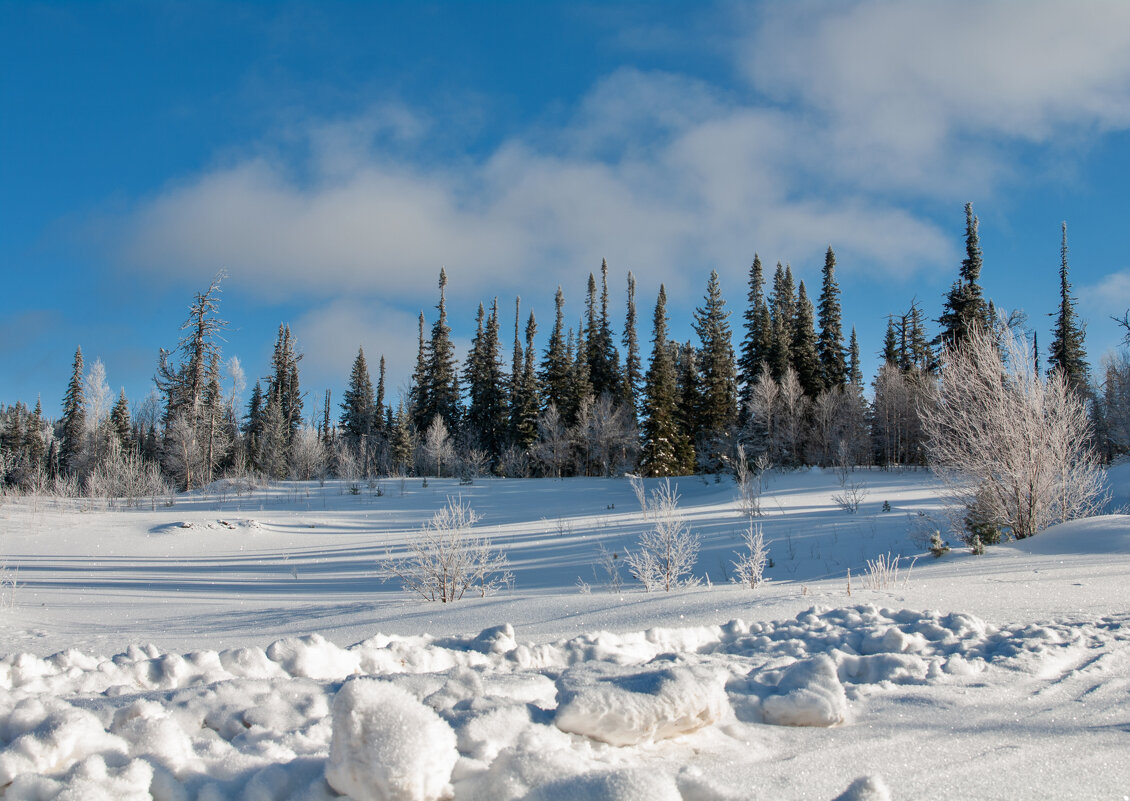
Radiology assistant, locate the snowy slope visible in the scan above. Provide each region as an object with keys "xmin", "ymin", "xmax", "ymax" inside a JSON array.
[{"xmin": 1, "ymin": 470, "xmax": 1129, "ymax": 799}]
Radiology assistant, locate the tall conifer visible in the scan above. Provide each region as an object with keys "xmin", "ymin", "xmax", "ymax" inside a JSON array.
[
  {"xmin": 639, "ymin": 286, "xmax": 693, "ymax": 476},
  {"xmin": 541, "ymin": 287, "xmax": 571, "ymax": 416},
  {"xmin": 938, "ymin": 202, "xmax": 991, "ymax": 349},
  {"xmin": 739, "ymin": 254, "xmax": 772, "ymax": 417},
  {"xmin": 621, "ymin": 271, "xmax": 641, "ymax": 416},
  {"xmin": 60, "ymin": 346, "xmax": 86, "ymax": 473},
  {"xmin": 693, "ymin": 270, "xmax": 738, "ymax": 441},
  {"xmin": 1048, "ymin": 221, "xmax": 1089, "ymax": 396},
  {"xmin": 340, "ymin": 347, "xmax": 376, "ymax": 441},
  {"xmin": 817, "ymin": 247, "xmax": 846, "ymax": 388}
]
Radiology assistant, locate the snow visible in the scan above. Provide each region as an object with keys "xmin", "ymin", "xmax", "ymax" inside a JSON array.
[
  {"xmin": 325, "ymin": 679, "xmax": 457, "ymax": 801},
  {"xmin": 1, "ymin": 469, "xmax": 1129, "ymax": 799}
]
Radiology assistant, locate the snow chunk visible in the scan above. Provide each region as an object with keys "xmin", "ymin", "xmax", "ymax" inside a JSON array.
[
  {"xmin": 832, "ymin": 775, "xmax": 891, "ymax": 801},
  {"xmin": 325, "ymin": 678, "xmax": 458, "ymax": 801},
  {"xmin": 266, "ymin": 633, "xmax": 360, "ymax": 680},
  {"xmin": 760, "ymin": 655, "xmax": 848, "ymax": 727},
  {"xmin": 554, "ymin": 663, "xmax": 730, "ymax": 746}
]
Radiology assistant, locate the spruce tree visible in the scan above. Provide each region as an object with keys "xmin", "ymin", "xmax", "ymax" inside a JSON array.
[
  {"xmin": 375, "ymin": 355, "xmax": 387, "ymax": 436},
  {"xmin": 245, "ymin": 380, "xmax": 264, "ymax": 467},
  {"xmin": 817, "ymin": 247, "xmax": 846, "ymax": 388},
  {"xmin": 938, "ymin": 202, "xmax": 991, "ymax": 349},
  {"xmin": 110, "ymin": 389, "xmax": 132, "ymax": 453},
  {"xmin": 675, "ymin": 341, "xmax": 704, "ymax": 449},
  {"xmin": 465, "ymin": 299, "xmax": 508, "ymax": 461},
  {"xmin": 621, "ymin": 271, "xmax": 641, "ymax": 417},
  {"xmin": 693, "ymin": 270, "xmax": 739, "ymax": 443},
  {"xmin": 739, "ymin": 254, "xmax": 772, "ymax": 418},
  {"xmin": 791, "ymin": 281, "xmax": 823, "ymax": 397},
  {"xmin": 410, "ymin": 312, "xmax": 428, "ymax": 430},
  {"xmin": 768, "ymin": 263, "xmax": 796, "ymax": 381},
  {"xmin": 882, "ymin": 318, "xmax": 899, "ymax": 366},
  {"xmin": 340, "ymin": 347, "xmax": 376, "ymax": 441},
  {"xmin": 567, "ymin": 325, "xmax": 593, "ymax": 425},
  {"xmin": 639, "ymin": 286, "xmax": 693, "ymax": 476},
  {"xmin": 155, "ymin": 273, "xmax": 227, "ymax": 427},
  {"xmin": 1048, "ymin": 221, "xmax": 1089, "ymax": 396},
  {"xmin": 513, "ymin": 312, "xmax": 541, "ymax": 450},
  {"xmin": 907, "ymin": 302, "xmax": 934, "ymax": 373},
  {"xmin": 268, "ymin": 324, "xmax": 302, "ymax": 442},
  {"xmin": 257, "ymin": 388, "xmax": 289, "ymax": 479},
  {"xmin": 391, "ymin": 401, "xmax": 415, "ymax": 473},
  {"xmin": 541, "ymin": 286, "xmax": 571, "ymax": 416},
  {"xmin": 848, "ymin": 327, "xmax": 863, "ymax": 387},
  {"xmin": 423, "ymin": 268, "xmax": 460, "ymax": 432},
  {"xmin": 322, "ymin": 389, "xmax": 333, "ymax": 446},
  {"xmin": 26, "ymin": 398, "xmax": 46, "ymax": 470},
  {"xmin": 60, "ymin": 346, "xmax": 86, "ymax": 473},
  {"xmin": 585, "ymin": 261, "xmax": 622, "ymax": 400}
]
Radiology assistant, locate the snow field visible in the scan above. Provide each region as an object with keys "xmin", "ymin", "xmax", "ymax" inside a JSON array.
[{"xmin": 2, "ymin": 470, "xmax": 1130, "ymax": 798}]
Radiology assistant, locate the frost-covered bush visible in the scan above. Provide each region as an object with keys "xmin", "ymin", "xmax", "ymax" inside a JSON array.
[
  {"xmin": 381, "ymin": 496, "xmax": 512, "ymax": 602},
  {"xmin": 922, "ymin": 325, "xmax": 1105, "ymax": 539},
  {"xmin": 732, "ymin": 521, "xmax": 769, "ymax": 589},
  {"xmin": 85, "ymin": 445, "xmax": 170, "ymax": 508},
  {"xmin": 626, "ymin": 478, "xmax": 699, "ymax": 592}
]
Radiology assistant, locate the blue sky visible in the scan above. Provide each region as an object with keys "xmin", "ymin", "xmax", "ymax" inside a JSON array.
[{"xmin": 4, "ymin": 1, "xmax": 1130, "ymax": 418}]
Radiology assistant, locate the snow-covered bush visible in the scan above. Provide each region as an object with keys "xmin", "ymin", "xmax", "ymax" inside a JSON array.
[
  {"xmin": 861, "ymin": 553, "xmax": 913, "ymax": 590},
  {"xmin": 85, "ymin": 443, "xmax": 170, "ymax": 508},
  {"xmin": 732, "ymin": 521, "xmax": 769, "ymax": 589},
  {"xmin": 626, "ymin": 477, "xmax": 700, "ymax": 592},
  {"xmin": 922, "ymin": 325, "xmax": 1106, "ymax": 540},
  {"xmin": 381, "ymin": 496, "xmax": 513, "ymax": 602}
]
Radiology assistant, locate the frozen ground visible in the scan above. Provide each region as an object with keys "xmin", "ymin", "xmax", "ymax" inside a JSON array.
[{"xmin": 1, "ymin": 468, "xmax": 1128, "ymax": 800}]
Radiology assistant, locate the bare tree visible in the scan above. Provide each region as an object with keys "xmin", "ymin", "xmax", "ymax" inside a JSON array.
[
  {"xmin": 289, "ymin": 427, "xmax": 327, "ymax": 480},
  {"xmin": 422, "ymin": 415, "xmax": 454, "ymax": 477},
  {"xmin": 775, "ymin": 366, "xmax": 807, "ymax": 465},
  {"xmin": 922, "ymin": 325, "xmax": 1105, "ymax": 540},
  {"xmin": 733, "ymin": 443, "xmax": 767, "ymax": 518},
  {"xmin": 625, "ymin": 477, "xmax": 700, "ymax": 592},
  {"xmin": 381, "ymin": 496, "xmax": 512, "ymax": 602},
  {"xmin": 571, "ymin": 393, "xmax": 638, "ymax": 476},
  {"xmin": 534, "ymin": 403, "xmax": 570, "ymax": 478}
]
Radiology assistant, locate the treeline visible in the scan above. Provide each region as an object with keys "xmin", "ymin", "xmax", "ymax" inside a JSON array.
[{"xmin": 2, "ymin": 204, "xmax": 1126, "ymax": 496}]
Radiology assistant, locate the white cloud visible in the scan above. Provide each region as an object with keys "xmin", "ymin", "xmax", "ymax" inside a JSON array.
[
  {"xmin": 744, "ymin": 1, "xmax": 1130, "ymax": 190},
  {"xmin": 113, "ymin": 2, "xmax": 1130, "ymax": 319},
  {"xmin": 1079, "ymin": 270, "xmax": 1130, "ymax": 317}
]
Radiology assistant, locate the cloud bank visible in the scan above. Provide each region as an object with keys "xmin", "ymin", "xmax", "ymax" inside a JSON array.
[{"xmin": 109, "ymin": 1, "xmax": 1130, "ymax": 379}]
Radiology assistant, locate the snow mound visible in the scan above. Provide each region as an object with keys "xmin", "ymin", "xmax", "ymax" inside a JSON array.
[
  {"xmin": 554, "ymin": 662, "xmax": 730, "ymax": 745},
  {"xmin": 325, "ymin": 678, "xmax": 458, "ymax": 801},
  {"xmin": 1005, "ymin": 514, "xmax": 1130, "ymax": 555}
]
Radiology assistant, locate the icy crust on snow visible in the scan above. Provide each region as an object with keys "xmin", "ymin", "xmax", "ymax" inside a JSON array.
[{"xmin": 1, "ymin": 604, "xmax": 1123, "ymax": 800}]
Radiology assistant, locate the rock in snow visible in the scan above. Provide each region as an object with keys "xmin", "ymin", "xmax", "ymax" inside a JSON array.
[{"xmin": 325, "ymin": 679, "xmax": 458, "ymax": 801}]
